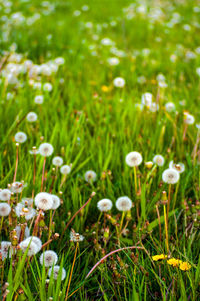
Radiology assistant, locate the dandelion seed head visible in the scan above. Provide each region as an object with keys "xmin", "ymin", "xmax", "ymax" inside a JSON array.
[
  {"xmin": 1, "ymin": 241, "xmax": 12, "ymax": 259},
  {"xmin": 165, "ymin": 102, "xmax": 175, "ymax": 112},
  {"xmin": 14, "ymin": 132, "xmax": 27, "ymax": 143},
  {"xmin": 60, "ymin": 164, "xmax": 71, "ymax": 175},
  {"xmin": 70, "ymin": 230, "xmax": 84, "ymax": 242},
  {"xmin": 184, "ymin": 112, "xmax": 195, "ymax": 125},
  {"xmin": 162, "ymin": 168, "xmax": 180, "ymax": 184},
  {"xmin": 107, "ymin": 57, "xmax": 120, "ymax": 66},
  {"xmin": 52, "ymin": 156, "xmax": 63, "ymax": 167},
  {"xmin": 40, "ymin": 250, "xmax": 58, "ymax": 267},
  {"xmin": 48, "ymin": 265, "xmax": 66, "ymax": 280},
  {"xmin": 84, "ymin": 170, "xmax": 97, "ymax": 183},
  {"xmin": 113, "ymin": 77, "xmax": 125, "ymax": 88},
  {"xmin": 26, "ymin": 112, "xmax": 37, "ymax": 122},
  {"xmin": 43, "ymin": 82, "xmax": 53, "ymax": 92},
  {"xmin": 0, "ymin": 203, "xmax": 11, "ymax": 216},
  {"xmin": 10, "ymin": 181, "xmax": 25, "ymax": 193},
  {"xmin": 34, "ymin": 95, "xmax": 44, "ymax": 104},
  {"xmin": 141, "ymin": 92, "xmax": 152, "ymax": 106},
  {"xmin": 19, "ymin": 239, "xmax": 38, "ymax": 256},
  {"xmin": 35, "ymin": 192, "xmax": 53, "ymax": 210},
  {"xmin": 51, "ymin": 195, "xmax": 61, "ymax": 210},
  {"xmin": 125, "ymin": 151, "xmax": 143, "ymax": 167},
  {"xmin": 38, "ymin": 143, "xmax": 54, "ymax": 157},
  {"xmin": 97, "ymin": 198, "xmax": 113, "ymax": 212},
  {"xmin": 116, "ymin": 196, "xmax": 132, "ymax": 211},
  {"xmin": 153, "ymin": 155, "xmax": 165, "ymax": 166},
  {"xmin": 169, "ymin": 161, "xmax": 185, "ymax": 173},
  {"xmin": 0, "ymin": 189, "xmax": 11, "ymax": 201},
  {"xmin": 25, "ymin": 236, "xmax": 42, "ymax": 252}
]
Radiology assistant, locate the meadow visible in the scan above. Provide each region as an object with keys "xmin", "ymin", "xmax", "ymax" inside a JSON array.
[{"xmin": 0, "ymin": 0, "xmax": 200, "ymax": 300}]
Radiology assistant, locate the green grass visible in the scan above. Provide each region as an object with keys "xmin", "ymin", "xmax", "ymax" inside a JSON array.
[{"xmin": 0, "ymin": 0, "xmax": 200, "ymax": 300}]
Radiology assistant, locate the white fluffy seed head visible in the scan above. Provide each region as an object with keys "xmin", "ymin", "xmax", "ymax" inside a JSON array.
[
  {"xmin": 43, "ymin": 82, "xmax": 53, "ymax": 92},
  {"xmin": 60, "ymin": 164, "xmax": 71, "ymax": 175},
  {"xmin": 70, "ymin": 230, "xmax": 84, "ymax": 242},
  {"xmin": 52, "ymin": 156, "xmax": 63, "ymax": 167},
  {"xmin": 141, "ymin": 92, "xmax": 152, "ymax": 106},
  {"xmin": 14, "ymin": 132, "xmax": 27, "ymax": 143},
  {"xmin": 184, "ymin": 113, "xmax": 195, "ymax": 125},
  {"xmin": 19, "ymin": 240, "xmax": 38, "ymax": 256},
  {"xmin": 116, "ymin": 196, "xmax": 132, "ymax": 211},
  {"xmin": 0, "ymin": 189, "xmax": 11, "ymax": 201},
  {"xmin": 34, "ymin": 95, "xmax": 44, "ymax": 104},
  {"xmin": 97, "ymin": 199, "xmax": 113, "ymax": 212},
  {"xmin": 38, "ymin": 143, "xmax": 54, "ymax": 157},
  {"xmin": 10, "ymin": 181, "xmax": 24, "ymax": 193},
  {"xmin": 15, "ymin": 203, "xmax": 36, "ymax": 220},
  {"xmin": 84, "ymin": 170, "xmax": 97, "ymax": 183},
  {"xmin": 26, "ymin": 112, "xmax": 37, "ymax": 122},
  {"xmin": 153, "ymin": 155, "xmax": 165, "ymax": 166},
  {"xmin": 162, "ymin": 168, "xmax": 180, "ymax": 184},
  {"xmin": 35, "ymin": 192, "xmax": 53, "ymax": 210},
  {"xmin": 169, "ymin": 161, "xmax": 185, "ymax": 173},
  {"xmin": 125, "ymin": 151, "xmax": 143, "ymax": 167},
  {"xmin": 107, "ymin": 57, "xmax": 120, "ymax": 66},
  {"xmin": 25, "ymin": 236, "xmax": 42, "ymax": 252},
  {"xmin": 48, "ymin": 265, "xmax": 66, "ymax": 281},
  {"xmin": 0, "ymin": 203, "xmax": 11, "ymax": 216},
  {"xmin": 40, "ymin": 250, "xmax": 58, "ymax": 267},
  {"xmin": 165, "ymin": 102, "xmax": 175, "ymax": 112},
  {"xmin": 1, "ymin": 241, "xmax": 12, "ymax": 259},
  {"xmin": 51, "ymin": 195, "xmax": 61, "ymax": 210},
  {"xmin": 113, "ymin": 77, "xmax": 125, "ymax": 88}
]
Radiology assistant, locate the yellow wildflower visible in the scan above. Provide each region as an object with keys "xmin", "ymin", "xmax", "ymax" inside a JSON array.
[
  {"xmin": 101, "ymin": 85, "xmax": 110, "ymax": 92},
  {"xmin": 152, "ymin": 254, "xmax": 167, "ymax": 261},
  {"xmin": 167, "ymin": 258, "xmax": 182, "ymax": 267},
  {"xmin": 179, "ymin": 261, "xmax": 191, "ymax": 271}
]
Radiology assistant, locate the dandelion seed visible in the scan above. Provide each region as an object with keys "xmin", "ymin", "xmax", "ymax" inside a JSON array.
[
  {"xmin": 152, "ymin": 254, "xmax": 167, "ymax": 261},
  {"xmin": 48, "ymin": 265, "xmax": 66, "ymax": 280},
  {"xmin": 113, "ymin": 77, "xmax": 125, "ymax": 88},
  {"xmin": 0, "ymin": 189, "xmax": 11, "ymax": 201},
  {"xmin": 169, "ymin": 161, "xmax": 185, "ymax": 173},
  {"xmin": 153, "ymin": 155, "xmax": 165, "ymax": 166},
  {"xmin": 84, "ymin": 170, "xmax": 97, "ymax": 183},
  {"xmin": 116, "ymin": 196, "xmax": 132, "ymax": 211},
  {"xmin": 40, "ymin": 250, "xmax": 58, "ymax": 267},
  {"xmin": 19, "ymin": 239, "xmax": 38, "ymax": 256},
  {"xmin": 38, "ymin": 143, "xmax": 54, "ymax": 157},
  {"xmin": 60, "ymin": 164, "xmax": 71, "ymax": 175},
  {"xmin": 0, "ymin": 203, "xmax": 11, "ymax": 216},
  {"xmin": 54, "ymin": 57, "xmax": 65, "ymax": 65},
  {"xmin": 51, "ymin": 195, "xmax": 61, "ymax": 210},
  {"xmin": 97, "ymin": 199, "xmax": 113, "ymax": 212},
  {"xmin": 26, "ymin": 112, "xmax": 37, "ymax": 122},
  {"xmin": 25, "ymin": 236, "xmax": 42, "ymax": 252},
  {"xmin": 125, "ymin": 151, "xmax": 143, "ymax": 167},
  {"xmin": 162, "ymin": 168, "xmax": 180, "ymax": 184},
  {"xmin": 34, "ymin": 95, "xmax": 44, "ymax": 104},
  {"xmin": 52, "ymin": 156, "xmax": 63, "ymax": 167},
  {"xmin": 70, "ymin": 230, "xmax": 84, "ymax": 242},
  {"xmin": 14, "ymin": 132, "xmax": 27, "ymax": 143}
]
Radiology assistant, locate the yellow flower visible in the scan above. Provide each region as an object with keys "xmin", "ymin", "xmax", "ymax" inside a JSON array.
[
  {"xmin": 152, "ymin": 254, "xmax": 167, "ymax": 261},
  {"xmin": 179, "ymin": 262, "xmax": 191, "ymax": 271},
  {"xmin": 167, "ymin": 258, "xmax": 182, "ymax": 267},
  {"xmin": 101, "ymin": 85, "xmax": 110, "ymax": 92}
]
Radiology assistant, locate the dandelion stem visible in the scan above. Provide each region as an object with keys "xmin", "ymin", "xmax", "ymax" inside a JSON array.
[
  {"xmin": 13, "ymin": 143, "xmax": 19, "ymax": 183},
  {"xmin": 65, "ymin": 242, "xmax": 78, "ymax": 300},
  {"xmin": 41, "ymin": 157, "xmax": 46, "ymax": 191},
  {"xmin": 32, "ymin": 152, "xmax": 36, "ymax": 199},
  {"xmin": 166, "ymin": 184, "xmax": 171, "ymax": 227},
  {"xmin": 133, "ymin": 166, "xmax": 137, "ymax": 194},
  {"xmin": 164, "ymin": 204, "xmax": 169, "ymax": 253},
  {"xmin": 156, "ymin": 205, "xmax": 162, "ymax": 243},
  {"xmin": 119, "ymin": 211, "xmax": 125, "ymax": 233}
]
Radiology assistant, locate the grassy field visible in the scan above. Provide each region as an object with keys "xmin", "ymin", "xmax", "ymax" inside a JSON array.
[{"xmin": 0, "ymin": 0, "xmax": 200, "ymax": 300}]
